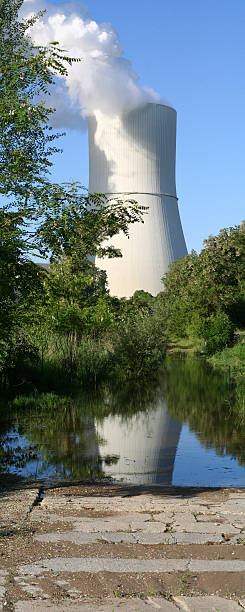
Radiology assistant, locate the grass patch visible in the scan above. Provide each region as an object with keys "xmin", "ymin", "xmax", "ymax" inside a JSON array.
[
  {"xmin": 209, "ymin": 336, "xmax": 245, "ymax": 379},
  {"xmin": 167, "ymin": 337, "xmax": 201, "ymax": 353},
  {"xmin": 209, "ymin": 336, "xmax": 245, "ymax": 418}
]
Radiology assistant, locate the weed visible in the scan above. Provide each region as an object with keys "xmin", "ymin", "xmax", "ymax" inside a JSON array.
[
  {"xmin": 123, "ymin": 523, "xmax": 133, "ymax": 533},
  {"xmin": 113, "ymin": 586, "xmax": 124, "ymax": 598},
  {"xmin": 215, "ymin": 552, "xmax": 224, "ymax": 560},
  {"xmin": 113, "ymin": 587, "xmax": 144, "ymax": 599},
  {"xmin": 222, "ymin": 533, "xmax": 231, "ymax": 542},
  {"xmin": 225, "ymin": 587, "xmax": 233, "ymax": 598},
  {"xmin": 162, "ymin": 536, "xmax": 177, "ymax": 544},
  {"xmin": 176, "ymin": 571, "xmax": 192, "ymax": 595},
  {"xmin": 148, "ymin": 589, "xmax": 172, "ymax": 600}
]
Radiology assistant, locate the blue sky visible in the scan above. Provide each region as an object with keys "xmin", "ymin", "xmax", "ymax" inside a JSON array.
[{"xmin": 47, "ymin": 0, "xmax": 245, "ymax": 253}]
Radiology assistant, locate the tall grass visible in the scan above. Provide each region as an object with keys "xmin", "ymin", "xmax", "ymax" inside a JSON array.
[
  {"xmin": 209, "ymin": 339, "xmax": 245, "ymax": 417},
  {"xmin": 24, "ymin": 336, "xmax": 114, "ymax": 390},
  {"xmin": 209, "ymin": 339, "xmax": 245, "ymax": 377}
]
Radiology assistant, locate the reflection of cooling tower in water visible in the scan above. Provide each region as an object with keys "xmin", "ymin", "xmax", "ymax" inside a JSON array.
[
  {"xmin": 96, "ymin": 400, "xmax": 181, "ymax": 485},
  {"xmin": 89, "ymin": 103, "xmax": 187, "ymax": 297},
  {"xmin": 81, "ymin": 417, "xmax": 101, "ymax": 459}
]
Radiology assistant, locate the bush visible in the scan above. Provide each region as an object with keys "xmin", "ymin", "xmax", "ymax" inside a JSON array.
[
  {"xmin": 0, "ymin": 333, "xmax": 39, "ymax": 385},
  {"xmin": 200, "ymin": 312, "xmax": 234, "ymax": 355},
  {"xmin": 112, "ymin": 309, "xmax": 168, "ymax": 378}
]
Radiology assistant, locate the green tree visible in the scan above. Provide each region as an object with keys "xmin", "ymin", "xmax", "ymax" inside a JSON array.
[
  {"xmin": 0, "ymin": 0, "xmax": 78, "ymax": 378},
  {"xmin": 29, "ymin": 189, "xmax": 145, "ymax": 380},
  {"xmin": 36, "ymin": 186, "xmax": 144, "ymax": 261},
  {"xmin": 0, "ymin": 2, "xmax": 144, "ymax": 379},
  {"xmin": 0, "ymin": 0, "xmax": 148, "ymax": 386},
  {"xmin": 0, "ymin": 0, "xmax": 75, "ymax": 204},
  {"xmin": 162, "ymin": 222, "xmax": 245, "ymax": 348},
  {"xmin": 0, "ymin": 209, "xmax": 43, "ymax": 381}
]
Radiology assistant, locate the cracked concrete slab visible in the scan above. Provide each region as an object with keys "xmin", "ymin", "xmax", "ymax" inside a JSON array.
[
  {"xmin": 17, "ymin": 556, "xmax": 245, "ymax": 575},
  {"xmin": 14, "ymin": 598, "xmax": 178, "ymax": 611},
  {"xmin": 38, "ymin": 495, "xmax": 228, "ymax": 520},
  {"xmin": 31, "ymin": 493, "xmax": 245, "ymax": 536},
  {"xmin": 31, "ymin": 510, "xmax": 174, "ymax": 532},
  {"xmin": 32, "ymin": 507, "xmax": 242, "ymax": 535},
  {"xmin": 33, "ymin": 530, "xmax": 227, "ymax": 545},
  {"xmin": 18, "ymin": 557, "xmax": 188, "ymax": 575},
  {"xmin": 171, "ymin": 512, "xmax": 240, "ymax": 534},
  {"xmin": 40, "ymin": 495, "xmax": 186, "ymax": 513},
  {"xmin": 34, "ymin": 531, "xmax": 138, "ymax": 544},
  {"xmin": 13, "ymin": 597, "xmax": 245, "ymax": 611},
  {"xmin": 211, "ymin": 500, "xmax": 245, "ymax": 513},
  {"xmin": 3, "ymin": 488, "xmax": 245, "ymax": 609},
  {"xmin": 173, "ymin": 595, "xmax": 245, "ymax": 610},
  {"xmin": 152, "ymin": 533, "xmax": 223, "ymax": 545}
]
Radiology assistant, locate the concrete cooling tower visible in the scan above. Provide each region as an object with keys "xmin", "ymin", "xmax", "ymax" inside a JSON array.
[{"xmin": 89, "ymin": 103, "xmax": 187, "ymax": 297}]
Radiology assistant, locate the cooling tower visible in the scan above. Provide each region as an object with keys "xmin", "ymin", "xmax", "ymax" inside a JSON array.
[{"xmin": 89, "ymin": 103, "xmax": 187, "ymax": 297}]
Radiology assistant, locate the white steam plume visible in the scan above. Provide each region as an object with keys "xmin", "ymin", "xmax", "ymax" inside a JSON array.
[{"xmin": 21, "ymin": 0, "xmax": 167, "ymax": 130}]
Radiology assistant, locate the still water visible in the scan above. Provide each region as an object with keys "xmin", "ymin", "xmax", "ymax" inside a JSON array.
[{"xmin": 1, "ymin": 355, "xmax": 245, "ymax": 487}]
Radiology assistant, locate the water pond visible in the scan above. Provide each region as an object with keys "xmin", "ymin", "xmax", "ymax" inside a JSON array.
[{"xmin": 1, "ymin": 354, "xmax": 245, "ymax": 488}]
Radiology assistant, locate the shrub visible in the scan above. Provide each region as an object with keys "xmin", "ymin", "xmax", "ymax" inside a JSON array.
[
  {"xmin": 200, "ymin": 312, "xmax": 234, "ymax": 355},
  {"xmin": 0, "ymin": 333, "xmax": 39, "ymax": 385},
  {"xmin": 112, "ymin": 309, "xmax": 168, "ymax": 378}
]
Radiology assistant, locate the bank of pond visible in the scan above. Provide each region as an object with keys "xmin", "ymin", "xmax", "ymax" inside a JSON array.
[{"xmin": 0, "ymin": 350, "xmax": 244, "ymax": 488}]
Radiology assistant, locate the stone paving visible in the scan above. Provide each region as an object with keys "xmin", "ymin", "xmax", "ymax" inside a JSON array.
[
  {"xmin": 2, "ymin": 485, "xmax": 245, "ymax": 610},
  {"xmin": 11, "ymin": 597, "xmax": 245, "ymax": 611}
]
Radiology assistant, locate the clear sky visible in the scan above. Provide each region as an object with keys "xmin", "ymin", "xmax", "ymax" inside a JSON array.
[{"xmin": 47, "ymin": 0, "xmax": 245, "ymax": 253}]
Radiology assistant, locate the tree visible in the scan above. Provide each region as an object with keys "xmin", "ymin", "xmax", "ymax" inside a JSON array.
[
  {"xmin": 36, "ymin": 186, "xmax": 144, "ymax": 260},
  {"xmin": 0, "ymin": 0, "xmax": 79, "ymax": 378},
  {"xmin": 29, "ymin": 189, "xmax": 145, "ymax": 378},
  {"xmin": 161, "ymin": 222, "xmax": 245, "ymax": 347},
  {"xmin": 0, "ymin": 1, "xmax": 144, "ymax": 255},
  {"xmin": 0, "ymin": 0, "xmax": 146, "ymax": 384},
  {"xmin": 0, "ymin": 0, "xmax": 76, "ymax": 206}
]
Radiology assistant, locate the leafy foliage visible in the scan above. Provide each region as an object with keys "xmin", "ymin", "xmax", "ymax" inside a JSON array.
[
  {"xmin": 0, "ymin": 0, "xmax": 79, "ymax": 378},
  {"xmin": 198, "ymin": 312, "xmax": 234, "ymax": 355},
  {"xmin": 112, "ymin": 306, "xmax": 168, "ymax": 378},
  {"xmin": 0, "ymin": 0, "xmax": 148, "ymax": 385},
  {"xmin": 0, "ymin": 0, "xmax": 76, "ymax": 204},
  {"xmin": 37, "ymin": 186, "xmax": 145, "ymax": 260},
  {"xmin": 161, "ymin": 222, "xmax": 245, "ymax": 352}
]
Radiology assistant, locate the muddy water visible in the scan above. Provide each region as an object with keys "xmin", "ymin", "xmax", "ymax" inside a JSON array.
[{"xmin": 1, "ymin": 354, "xmax": 245, "ymax": 487}]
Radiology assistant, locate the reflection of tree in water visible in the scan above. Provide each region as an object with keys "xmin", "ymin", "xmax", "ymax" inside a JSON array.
[
  {"xmin": 98, "ymin": 379, "xmax": 162, "ymax": 421},
  {"xmin": 0, "ymin": 395, "xmax": 41, "ymax": 475},
  {"xmin": 3, "ymin": 355, "xmax": 243, "ymax": 482},
  {"xmin": 11, "ymin": 394, "xmax": 104, "ymax": 480},
  {"xmin": 3, "ymin": 381, "xmax": 161, "ymax": 481},
  {"xmin": 160, "ymin": 354, "xmax": 245, "ymax": 466}
]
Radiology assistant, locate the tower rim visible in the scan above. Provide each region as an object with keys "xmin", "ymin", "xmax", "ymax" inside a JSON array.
[{"xmin": 142, "ymin": 102, "xmax": 176, "ymax": 113}]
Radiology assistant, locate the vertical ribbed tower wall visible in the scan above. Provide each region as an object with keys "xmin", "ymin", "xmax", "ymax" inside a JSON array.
[{"xmin": 89, "ymin": 103, "xmax": 187, "ymax": 297}]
